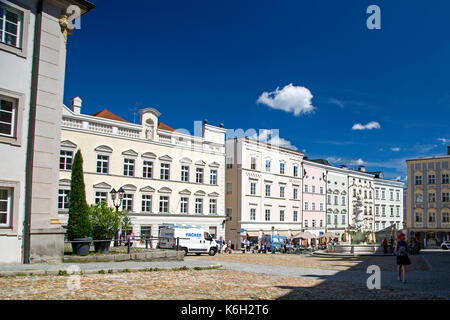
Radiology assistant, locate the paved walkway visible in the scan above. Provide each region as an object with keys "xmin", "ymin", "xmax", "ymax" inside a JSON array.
[{"xmin": 0, "ymin": 260, "xmax": 222, "ymax": 275}]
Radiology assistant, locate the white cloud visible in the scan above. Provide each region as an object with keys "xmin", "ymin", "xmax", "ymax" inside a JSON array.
[
  {"xmin": 350, "ymin": 158, "xmax": 366, "ymax": 166},
  {"xmin": 249, "ymin": 129, "xmax": 298, "ymax": 151},
  {"xmin": 257, "ymin": 83, "xmax": 315, "ymax": 116},
  {"xmin": 391, "ymin": 147, "xmax": 401, "ymax": 152},
  {"xmin": 328, "ymin": 98, "xmax": 345, "ymax": 109},
  {"xmin": 352, "ymin": 121, "xmax": 381, "ymax": 130},
  {"xmin": 438, "ymin": 137, "xmax": 450, "ymax": 145}
]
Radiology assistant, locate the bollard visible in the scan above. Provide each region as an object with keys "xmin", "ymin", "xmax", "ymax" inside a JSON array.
[
  {"xmin": 127, "ymin": 239, "xmax": 130, "ymax": 254},
  {"xmin": 176, "ymin": 237, "xmax": 179, "ymax": 251}
]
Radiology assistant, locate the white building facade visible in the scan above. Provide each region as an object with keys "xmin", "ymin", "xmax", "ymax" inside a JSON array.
[
  {"xmin": 373, "ymin": 175, "xmax": 404, "ymax": 232},
  {"xmin": 225, "ymin": 138, "xmax": 304, "ymax": 248},
  {"xmin": 59, "ymin": 99, "xmax": 227, "ymax": 244},
  {"xmin": 0, "ymin": 0, "xmax": 94, "ymax": 263}
]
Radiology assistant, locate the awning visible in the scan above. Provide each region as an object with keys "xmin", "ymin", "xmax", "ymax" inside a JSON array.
[
  {"xmin": 245, "ymin": 231, "xmax": 260, "ymax": 237},
  {"xmin": 276, "ymin": 231, "xmax": 291, "ymax": 237}
]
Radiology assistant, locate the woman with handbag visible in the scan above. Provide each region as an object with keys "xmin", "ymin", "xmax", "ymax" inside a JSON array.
[{"xmin": 394, "ymin": 233, "xmax": 411, "ymax": 283}]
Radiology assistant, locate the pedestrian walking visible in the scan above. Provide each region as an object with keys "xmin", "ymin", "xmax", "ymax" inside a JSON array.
[
  {"xmin": 382, "ymin": 238, "xmax": 388, "ymax": 254},
  {"xmin": 394, "ymin": 233, "xmax": 411, "ymax": 283}
]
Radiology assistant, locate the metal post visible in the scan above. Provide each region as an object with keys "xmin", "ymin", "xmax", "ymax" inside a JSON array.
[
  {"xmin": 127, "ymin": 237, "xmax": 130, "ymax": 254},
  {"xmin": 146, "ymin": 237, "xmax": 148, "ymax": 249},
  {"xmin": 176, "ymin": 237, "xmax": 179, "ymax": 251},
  {"xmin": 271, "ymin": 226, "xmax": 275, "ymax": 254}
]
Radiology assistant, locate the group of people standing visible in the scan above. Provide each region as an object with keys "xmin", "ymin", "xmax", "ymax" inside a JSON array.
[{"xmin": 217, "ymin": 237, "xmax": 232, "ymax": 254}]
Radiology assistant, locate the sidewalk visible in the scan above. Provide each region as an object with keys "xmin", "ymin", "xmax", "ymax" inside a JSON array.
[{"xmin": 0, "ymin": 260, "xmax": 222, "ymax": 276}]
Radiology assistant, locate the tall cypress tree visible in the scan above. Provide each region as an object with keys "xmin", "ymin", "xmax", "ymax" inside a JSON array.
[{"xmin": 67, "ymin": 150, "xmax": 92, "ymax": 239}]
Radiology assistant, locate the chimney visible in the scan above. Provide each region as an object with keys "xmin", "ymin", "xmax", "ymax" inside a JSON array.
[
  {"xmin": 448, "ymin": 146, "xmax": 450, "ymax": 155},
  {"xmin": 358, "ymin": 166, "xmax": 366, "ymax": 172},
  {"xmin": 71, "ymin": 96, "xmax": 82, "ymax": 114}
]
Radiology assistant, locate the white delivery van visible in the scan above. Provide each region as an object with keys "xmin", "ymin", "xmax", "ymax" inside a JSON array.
[{"xmin": 158, "ymin": 226, "xmax": 218, "ymax": 256}]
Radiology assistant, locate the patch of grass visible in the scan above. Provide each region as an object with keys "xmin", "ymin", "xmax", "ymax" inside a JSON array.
[
  {"xmin": 15, "ymin": 272, "xmax": 27, "ymax": 277},
  {"xmin": 193, "ymin": 265, "xmax": 221, "ymax": 271},
  {"xmin": 58, "ymin": 270, "xmax": 68, "ymax": 276},
  {"xmin": 97, "ymin": 270, "xmax": 105, "ymax": 274},
  {"xmin": 108, "ymin": 269, "xmax": 113, "ymax": 274},
  {"xmin": 118, "ymin": 268, "xmax": 131, "ymax": 273},
  {"xmin": 171, "ymin": 266, "xmax": 189, "ymax": 271}
]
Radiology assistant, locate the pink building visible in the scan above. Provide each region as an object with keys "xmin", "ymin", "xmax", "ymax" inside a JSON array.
[{"xmin": 302, "ymin": 160, "xmax": 327, "ymax": 236}]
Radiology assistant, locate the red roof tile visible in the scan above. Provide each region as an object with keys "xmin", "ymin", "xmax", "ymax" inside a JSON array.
[
  {"xmin": 91, "ymin": 109, "xmax": 128, "ymax": 123},
  {"xmin": 158, "ymin": 122, "xmax": 175, "ymax": 132}
]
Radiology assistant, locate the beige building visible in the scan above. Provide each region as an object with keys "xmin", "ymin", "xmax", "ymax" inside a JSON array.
[
  {"xmin": 225, "ymin": 137, "xmax": 304, "ymax": 248},
  {"xmin": 0, "ymin": 0, "xmax": 94, "ymax": 263},
  {"xmin": 59, "ymin": 98, "xmax": 227, "ymax": 244},
  {"xmin": 406, "ymin": 147, "xmax": 450, "ymax": 247}
]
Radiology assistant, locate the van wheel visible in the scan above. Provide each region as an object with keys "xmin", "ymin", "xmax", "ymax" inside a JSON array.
[
  {"xmin": 209, "ymin": 248, "xmax": 217, "ymax": 256},
  {"xmin": 196, "ymin": 253, "xmax": 201, "ymax": 256},
  {"xmin": 183, "ymin": 248, "xmax": 188, "ymax": 256}
]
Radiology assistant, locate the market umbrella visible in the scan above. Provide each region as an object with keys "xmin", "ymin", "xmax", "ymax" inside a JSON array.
[{"xmin": 320, "ymin": 232, "xmax": 337, "ymax": 238}]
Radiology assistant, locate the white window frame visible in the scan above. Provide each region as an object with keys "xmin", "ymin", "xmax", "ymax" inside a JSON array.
[
  {"xmin": 0, "ymin": 187, "xmax": 12, "ymax": 227},
  {"xmin": 196, "ymin": 167, "xmax": 204, "ymax": 184},
  {"xmin": 195, "ymin": 198, "xmax": 203, "ymax": 214},
  {"xmin": 209, "ymin": 198, "xmax": 217, "ymax": 215},
  {"xmin": 143, "ymin": 160, "xmax": 153, "ymax": 179},
  {"xmin": 122, "ymin": 193, "xmax": 134, "ymax": 212},
  {"xmin": 181, "ymin": 165, "xmax": 189, "ymax": 182},
  {"xmin": 160, "ymin": 162, "xmax": 170, "ymax": 180},
  {"xmin": 159, "ymin": 195, "xmax": 169, "ymax": 213},
  {"xmin": 123, "ymin": 158, "xmax": 135, "ymax": 177},
  {"xmin": 141, "ymin": 194, "xmax": 152, "ymax": 213},
  {"xmin": 180, "ymin": 197, "xmax": 188, "ymax": 214},
  {"xmin": 250, "ymin": 182, "xmax": 256, "ymax": 195},
  {"xmin": 96, "ymin": 154, "xmax": 109, "ymax": 174},
  {"xmin": 94, "ymin": 191, "xmax": 107, "ymax": 205},
  {"xmin": 210, "ymin": 169, "xmax": 217, "ymax": 185},
  {"xmin": 250, "ymin": 208, "xmax": 256, "ymax": 221},
  {"xmin": 59, "ymin": 150, "xmax": 73, "ymax": 171},
  {"xmin": 58, "ymin": 189, "xmax": 70, "ymax": 211}
]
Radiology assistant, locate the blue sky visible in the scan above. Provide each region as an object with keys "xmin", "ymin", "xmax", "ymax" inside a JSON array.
[{"xmin": 64, "ymin": 0, "xmax": 450, "ymax": 180}]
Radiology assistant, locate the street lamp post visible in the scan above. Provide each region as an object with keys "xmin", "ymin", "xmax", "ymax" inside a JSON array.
[
  {"xmin": 271, "ymin": 226, "xmax": 275, "ymax": 254},
  {"xmin": 110, "ymin": 187, "xmax": 125, "ymax": 246}
]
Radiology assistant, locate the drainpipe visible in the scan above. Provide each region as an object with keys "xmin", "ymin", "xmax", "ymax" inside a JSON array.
[{"xmin": 23, "ymin": 0, "xmax": 44, "ymax": 264}]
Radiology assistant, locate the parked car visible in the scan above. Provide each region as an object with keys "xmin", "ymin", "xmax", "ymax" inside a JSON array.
[{"xmin": 441, "ymin": 240, "xmax": 450, "ymax": 250}]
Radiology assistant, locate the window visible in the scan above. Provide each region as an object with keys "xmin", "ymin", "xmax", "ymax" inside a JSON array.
[
  {"xmin": 210, "ymin": 169, "xmax": 217, "ymax": 185},
  {"xmin": 396, "ymin": 207, "xmax": 400, "ymax": 217},
  {"xmin": 209, "ymin": 198, "xmax": 217, "ymax": 214},
  {"xmin": 312, "ymin": 219, "xmax": 316, "ymax": 228},
  {"xmin": 375, "ymin": 206, "xmax": 379, "ymax": 216},
  {"xmin": 429, "ymin": 193, "xmax": 436, "ymax": 203},
  {"xmin": 280, "ymin": 186, "xmax": 285, "ymax": 198},
  {"xmin": 429, "ymin": 212, "xmax": 436, "ymax": 223},
  {"xmin": 265, "ymin": 184, "xmax": 271, "ymax": 197},
  {"xmin": 443, "ymin": 193, "xmax": 450, "ymax": 203},
  {"xmin": 390, "ymin": 191, "xmax": 394, "ymax": 201},
  {"xmin": 320, "ymin": 187, "xmax": 323, "ymax": 194},
  {"xmin": 415, "ymin": 194, "xmax": 423, "ymax": 203},
  {"xmin": 181, "ymin": 165, "xmax": 189, "ymax": 182},
  {"xmin": 250, "ymin": 182, "xmax": 256, "ymax": 195},
  {"xmin": 143, "ymin": 161, "xmax": 153, "ymax": 178},
  {"xmin": 375, "ymin": 189, "xmax": 379, "ymax": 199},
  {"xmin": 141, "ymin": 194, "xmax": 152, "ymax": 212},
  {"xmin": 375, "ymin": 222, "xmax": 379, "ymax": 231},
  {"xmin": 382, "ymin": 221, "xmax": 386, "ymax": 229},
  {"xmin": 265, "ymin": 160, "xmax": 271, "ymax": 172},
  {"xmin": 293, "ymin": 210, "xmax": 298, "ymax": 222},
  {"xmin": 226, "ymin": 182, "xmax": 232, "ymax": 195},
  {"xmin": 304, "ymin": 220, "xmax": 308, "ymax": 228},
  {"xmin": 180, "ymin": 197, "xmax": 188, "ymax": 214},
  {"xmin": 123, "ymin": 158, "xmax": 135, "ymax": 177},
  {"xmin": 312, "ymin": 186, "xmax": 316, "ymax": 193},
  {"xmin": 342, "ymin": 196, "xmax": 346, "ymax": 206},
  {"xmin": 428, "ymin": 175, "xmax": 435, "ymax": 185},
  {"xmin": 396, "ymin": 191, "xmax": 400, "ymax": 201},
  {"xmin": 122, "ymin": 194, "xmax": 134, "ymax": 212},
  {"xmin": 320, "ymin": 219, "xmax": 323, "ymax": 227},
  {"xmin": 312, "ymin": 202, "xmax": 316, "ymax": 210},
  {"xmin": 304, "ymin": 185, "xmax": 308, "ymax": 193},
  {"xmin": 59, "ymin": 151, "xmax": 73, "ymax": 170},
  {"xmin": 320, "ymin": 203, "xmax": 324, "ymax": 211},
  {"xmin": 0, "ymin": 6, "xmax": 21, "ymax": 48},
  {"xmin": 196, "ymin": 167, "xmax": 204, "ymax": 184},
  {"xmin": 293, "ymin": 165, "xmax": 298, "ymax": 177},
  {"xmin": 327, "ymin": 215, "xmax": 331, "ymax": 224},
  {"xmin": 390, "ymin": 207, "xmax": 394, "ymax": 217},
  {"xmin": 226, "ymin": 157, "xmax": 233, "ymax": 169},
  {"xmin": 415, "ymin": 212, "xmax": 422, "ymax": 223},
  {"xmin": 304, "ymin": 202, "xmax": 308, "ymax": 210},
  {"xmin": 160, "ymin": 163, "xmax": 170, "ymax": 180},
  {"xmin": 0, "ymin": 188, "xmax": 11, "ymax": 226},
  {"xmin": 382, "ymin": 206, "xmax": 386, "ymax": 216},
  {"xmin": 280, "ymin": 210, "xmax": 285, "ymax": 221},
  {"xmin": 96, "ymin": 155, "xmax": 109, "ymax": 174},
  {"xmin": 341, "ymin": 215, "xmax": 345, "ymax": 224},
  {"xmin": 0, "ymin": 97, "xmax": 16, "ymax": 137},
  {"xmin": 250, "ymin": 157, "xmax": 256, "ymax": 170},
  {"xmin": 381, "ymin": 190, "xmax": 385, "ymax": 200},
  {"xmin": 195, "ymin": 198, "xmax": 203, "ymax": 214},
  {"xmin": 369, "ymin": 191, "xmax": 372, "ymax": 199},
  {"xmin": 334, "ymin": 196, "xmax": 338, "ymax": 205},
  {"xmin": 415, "ymin": 176, "xmax": 422, "ymax": 185},
  {"xmin": 159, "ymin": 196, "xmax": 169, "ymax": 213},
  {"xmin": 443, "ymin": 212, "xmax": 449, "ymax": 223},
  {"xmin": 58, "ymin": 189, "xmax": 69, "ymax": 210},
  {"xmin": 95, "ymin": 191, "xmax": 107, "ymax": 205},
  {"xmin": 293, "ymin": 188, "xmax": 298, "ymax": 200},
  {"xmin": 280, "ymin": 163, "xmax": 285, "ymax": 174},
  {"xmin": 265, "ymin": 209, "xmax": 270, "ymax": 221},
  {"xmin": 443, "ymin": 174, "xmax": 449, "ymax": 184},
  {"xmin": 250, "ymin": 208, "xmax": 256, "ymax": 221},
  {"xmin": 334, "ymin": 215, "xmax": 338, "ymax": 225},
  {"xmin": 327, "ymin": 195, "xmax": 331, "ymax": 205}
]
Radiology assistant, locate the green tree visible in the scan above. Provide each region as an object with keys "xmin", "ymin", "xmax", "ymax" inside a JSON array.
[{"xmin": 66, "ymin": 150, "xmax": 92, "ymax": 239}]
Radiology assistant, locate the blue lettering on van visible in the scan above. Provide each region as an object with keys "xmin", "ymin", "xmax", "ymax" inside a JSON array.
[{"xmin": 186, "ymin": 233, "xmax": 202, "ymax": 237}]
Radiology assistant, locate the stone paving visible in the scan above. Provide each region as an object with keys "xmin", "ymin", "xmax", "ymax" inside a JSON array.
[
  {"xmin": 0, "ymin": 269, "xmax": 442, "ymax": 300},
  {"xmin": 192, "ymin": 253, "xmax": 429, "ymax": 272}
]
